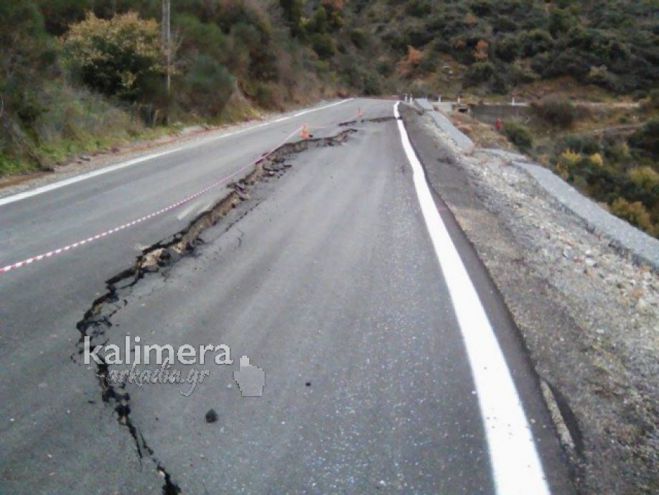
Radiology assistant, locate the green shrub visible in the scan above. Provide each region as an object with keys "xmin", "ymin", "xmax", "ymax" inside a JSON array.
[
  {"xmin": 310, "ymin": 32, "xmax": 336, "ymax": 59},
  {"xmin": 602, "ymin": 136, "xmax": 630, "ymax": 162},
  {"xmin": 0, "ymin": 154, "xmax": 37, "ymax": 176},
  {"xmin": 562, "ymin": 134, "xmax": 601, "ymax": 154},
  {"xmin": 504, "ymin": 122, "xmax": 533, "ymax": 150},
  {"xmin": 350, "ymin": 29, "xmax": 369, "ymax": 49},
  {"xmin": 0, "ymin": 1, "xmax": 54, "ymax": 134},
  {"xmin": 609, "ymin": 197, "xmax": 655, "ymax": 235},
  {"xmin": 508, "ymin": 61, "xmax": 539, "ymax": 85},
  {"xmin": 643, "ymin": 89, "xmax": 659, "ymax": 111},
  {"xmin": 518, "ymin": 29, "xmax": 553, "ymax": 57},
  {"xmin": 532, "ymin": 96, "xmax": 578, "ymax": 128},
  {"xmin": 246, "ymin": 81, "xmax": 284, "ymax": 110},
  {"xmin": 376, "ymin": 61, "xmax": 393, "ymax": 77},
  {"xmin": 230, "ymin": 22, "xmax": 278, "ymax": 81},
  {"xmin": 471, "ymin": 0, "xmax": 494, "ymax": 16},
  {"xmin": 362, "ymin": 72, "xmax": 382, "ymax": 96},
  {"xmin": 464, "ymin": 62, "xmax": 496, "ymax": 86},
  {"xmin": 549, "ymin": 8, "xmax": 578, "ymax": 38},
  {"xmin": 494, "ymin": 35, "xmax": 519, "ymax": 62},
  {"xmin": 182, "ymin": 56, "xmax": 235, "ymax": 118},
  {"xmin": 306, "ymin": 6, "xmax": 329, "ymax": 34},
  {"xmin": 176, "ymin": 15, "xmax": 229, "ymax": 65},
  {"xmin": 405, "ymin": 0, "xmax": 432, "ymax": 17},
  {"xmin": 628, "ymin": 167, "xmax": 659, "ymax": 192},
  {"xmin": 39, "ymin": 0, "xmax": 94, "ymax": 35},
  {"xmin": 405, "ymin": 25, "xmax": 434, "ymax": 47},
  {"xmin": 629, "ymin": 119, "xmax": 659, "ymax": 159},
  {"xmin": 279, "ymin": 0, "xmax": 304, "ymax": 36}
]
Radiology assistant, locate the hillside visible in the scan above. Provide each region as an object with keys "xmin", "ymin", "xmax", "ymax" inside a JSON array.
[
  {"xmin": 336, "ymin": 0, "xmax": 658, "ymax": 97},
  {"xmin": 1, "ymin": 0, "xmax": 657, "ymax": 176}
]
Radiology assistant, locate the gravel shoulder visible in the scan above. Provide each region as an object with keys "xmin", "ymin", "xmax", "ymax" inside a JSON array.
[
  {"xmin": 511, "ymin": 158, "xmax": 659, "ymax": 269},
  {"xmin": 401, "ymin": 104, "xmax": 658, "ymax": 494}
]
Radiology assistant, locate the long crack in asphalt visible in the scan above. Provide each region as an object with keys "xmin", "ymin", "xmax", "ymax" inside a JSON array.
[{"xmin": 71, "ymin": 128, "xmax": 357, "ymax": 494}]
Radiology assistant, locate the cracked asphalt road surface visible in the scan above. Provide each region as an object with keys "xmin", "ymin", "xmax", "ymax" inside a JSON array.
[{"xmin": 0, "ymin": 99, "xmax": 573, "ymax": 494}]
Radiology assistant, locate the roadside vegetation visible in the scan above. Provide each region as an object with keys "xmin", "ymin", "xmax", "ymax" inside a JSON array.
[
  {"xmin": 358, "ymin": 0, "xmax": 657, "ymax": 98},
  {"xmin": 1, "ymin": 0, "xmax": 657, "ymax": 180},
  {"xmin": 0, "ymin": 1, "xmax": 338, "ymax": 177},
  {"xmin": 491, "ymin": 94, "xmax": 659, "ymax": 237}
]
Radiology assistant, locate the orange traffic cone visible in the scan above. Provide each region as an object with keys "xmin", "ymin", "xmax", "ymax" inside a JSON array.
[{"xmin": 300, "ymin": 124, "xmax": 311, "ymax": 140}]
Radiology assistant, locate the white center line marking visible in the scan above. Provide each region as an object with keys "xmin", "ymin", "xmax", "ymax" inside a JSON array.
[{"xmin": 394, "ymin": 101, "xmax": 550, "ymax": 495}]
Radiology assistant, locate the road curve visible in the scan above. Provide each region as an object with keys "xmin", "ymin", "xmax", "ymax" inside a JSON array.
[{"xmin": 0, "ymin": 99, "xmax": 573, "ymax": 494}]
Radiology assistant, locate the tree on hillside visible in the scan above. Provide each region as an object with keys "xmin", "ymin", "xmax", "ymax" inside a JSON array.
[
  {"xmin": 0, "ymin": 2, "xmax": 53, "ymax": 114},
  {"xmin": 279, "ymin": 0, "xmax": 304, "ymax": 36},
  {"xmin": 0, "ymin": 1, "xmax": 54, "ymax": 163},
  {"xmin": 183, "ymin": 55, "xmax": 235, "ymax": 118},
  {"xmin": 61, "ymin": 12, "xmax": 163, "ymax": 102},
  {"xmin": 37, "ymin": 0, "xmax": 94, "ymax": 35}
]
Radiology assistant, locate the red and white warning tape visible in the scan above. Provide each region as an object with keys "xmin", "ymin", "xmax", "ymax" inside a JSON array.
[{"xmin": 0, "ymin": 126, "xmax": 303, "ymax": 277}]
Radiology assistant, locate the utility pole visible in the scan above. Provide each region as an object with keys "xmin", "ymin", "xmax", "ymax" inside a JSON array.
[
  {"xmin": 161, "ymin": 0, "xmax": 172, "ymax": 124},
  {"xmin": 162, "ymin": 0, "xmax": 171, "ymax": 97}
]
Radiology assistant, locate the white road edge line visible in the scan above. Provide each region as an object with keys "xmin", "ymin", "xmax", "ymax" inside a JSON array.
[
  {"xmin": 0, "ymin": 99, "xmax": 352, "ymax": 207},
  {"xmin": 394, "ymin": 101, "xmax": 550, "ymax": 495}
]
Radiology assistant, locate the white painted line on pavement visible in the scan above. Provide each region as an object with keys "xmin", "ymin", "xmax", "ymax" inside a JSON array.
[
  {"xmin": 394, "ymin": 101, "xmax": 550, "ymax": 495},
  {"xmin": 0, "ymin": 99, "xmax": 353, "ymax": 207},
  {"xmin": 0, "ymin": 125, "xmax": 304, "ymax": 276}
]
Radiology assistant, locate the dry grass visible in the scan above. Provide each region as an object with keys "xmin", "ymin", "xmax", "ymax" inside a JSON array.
[{"xmin": 450, "ymin": 112, "xmax": 512, "ymax": 149}]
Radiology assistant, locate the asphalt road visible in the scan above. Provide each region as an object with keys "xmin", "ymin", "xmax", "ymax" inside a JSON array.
[{"xmin": 0, "ymin": 99, "xmax": 572, "ymax": 494}]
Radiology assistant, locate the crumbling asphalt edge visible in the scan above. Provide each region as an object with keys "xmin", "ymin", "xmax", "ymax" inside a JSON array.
[{"xmin": 71, "ymin": 129, "xmax": 357, "ymax": 495}]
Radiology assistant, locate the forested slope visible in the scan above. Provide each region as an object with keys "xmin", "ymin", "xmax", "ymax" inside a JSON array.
[{"xmin": 1, "ymin": 0, "xmax": 657, "ymax": 175}]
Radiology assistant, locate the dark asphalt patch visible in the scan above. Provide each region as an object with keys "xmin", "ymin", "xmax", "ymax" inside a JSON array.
[{"xmin": 204, "ymin": 409, "xmax": 218, "ymax": 423}]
